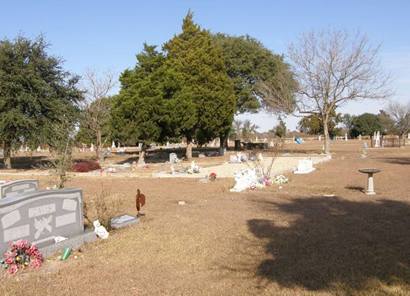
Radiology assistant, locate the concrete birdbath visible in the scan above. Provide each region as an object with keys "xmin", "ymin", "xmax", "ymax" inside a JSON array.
[{"xmin": 358, "ymin": 168, "xmax": 381, "ymax": 195}]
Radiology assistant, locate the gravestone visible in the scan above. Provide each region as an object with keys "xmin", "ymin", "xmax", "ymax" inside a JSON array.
[
  {"xmin": 374, "ymin": 131, "xmax": 381, "ymax": 148},
  {"xmin": 0, "ymin": 179, "xmax": 39, "ymax": 198},
  {"xmin": 169, "ymin": 153, "xmax": 178, "ymax": 163},
  {"xmin": 0, "ymin": 188, "xmax": 85, "ymax": 254},
  {"xmin": 110, "ymin": 215, "xmax": 139, "ymax": 229},
  {"xmin": 294, "ymin": 159, "xmax": 315, "ymax": 174}
]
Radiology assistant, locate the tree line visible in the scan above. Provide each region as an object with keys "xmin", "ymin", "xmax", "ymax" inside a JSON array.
[
  {"xmin": 298, "ymin": 103, "xmax": 410, "ymax": 142},
  {"xmin": 0, "ymin": 12, "xmax": 399, "ymax": 169},
  {"xmin": 0, "ymin": 12, "xmax": 296, "ymax": 168}
]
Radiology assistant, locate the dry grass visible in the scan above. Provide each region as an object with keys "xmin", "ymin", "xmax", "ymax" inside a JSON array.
[
  {"xmin": 83, "ymin": 186, "xmax": 124, "ymax": 230},
  {"xmin": 1, "ymin": 140, "xmax": 410, "ymax": 295}
]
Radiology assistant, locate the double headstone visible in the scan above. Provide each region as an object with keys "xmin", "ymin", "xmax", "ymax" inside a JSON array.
[{"xmin": 0, "ymin": 188, "xmax": 85, "ymax": 254}]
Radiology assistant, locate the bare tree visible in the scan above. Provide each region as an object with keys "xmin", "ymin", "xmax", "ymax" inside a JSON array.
[
  {"xmin": 241, "ymin": 120, "xmax": 259, "ymax": 142},
  {"xmin": 288, "ymin": 30, "xmax": 391, "ymax": 153},
  {"xmin": 82, "ymin": 69, "xmax": 116, "ymax": 162},
  {"xmin": 387, "ymin": 101, "xmax": 410, "ymax": 146},
  {"xmin": 230, "ymin": 119, "xmax": 243, "ymax": 140}
]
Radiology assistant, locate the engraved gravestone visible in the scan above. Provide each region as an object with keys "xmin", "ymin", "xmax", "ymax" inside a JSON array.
[
  {"xmin": 0, "ymin": 188, "xmax": 84, "ymax": 254},
  {"xmin": 0, "ymin": 179, "xmax": 39, "ymax": 198}
]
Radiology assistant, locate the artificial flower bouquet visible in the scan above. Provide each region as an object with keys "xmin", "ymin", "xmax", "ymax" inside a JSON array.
[{"xmin": 1, "ymin": 240, "xmax": 43, "ymax": 274}]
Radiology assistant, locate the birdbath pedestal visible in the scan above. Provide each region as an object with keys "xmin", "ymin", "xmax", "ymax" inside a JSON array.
[{"xmin": 358, "ymin": 168, "xmax": 381, "ymax": 195}]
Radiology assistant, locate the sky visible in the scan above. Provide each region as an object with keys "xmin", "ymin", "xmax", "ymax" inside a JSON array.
[{"xmin": 1, "ymin": 0, "xmax": 410, "ymax": 131}]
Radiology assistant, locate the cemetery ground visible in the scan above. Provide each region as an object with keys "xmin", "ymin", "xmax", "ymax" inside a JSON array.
[{"xmin": 1, "ymin": 141, "xmax": 410, "ymax": 295}]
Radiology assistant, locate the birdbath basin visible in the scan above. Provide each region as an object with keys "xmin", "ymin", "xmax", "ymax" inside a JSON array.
[{"xmin": 358, "ymin": 168, "xmax": 381, "ymax": 195}]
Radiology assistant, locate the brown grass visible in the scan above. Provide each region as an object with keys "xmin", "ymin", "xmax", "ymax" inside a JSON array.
[{"xmin": 1, "ymin": 140, "xmax": 410, "ymax": 295}]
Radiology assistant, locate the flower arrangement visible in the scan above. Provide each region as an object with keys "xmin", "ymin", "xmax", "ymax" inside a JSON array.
[
  {"xmin": 273, "ymin": 175, "xmax": 289, "ymax": 185},
  {"xmin": 209, "ymin": 172, "xmax": 217, "ymax": 181},
  {"xmin": 0, "ymin": 240, "xmax": 43, "ymax": 274}
]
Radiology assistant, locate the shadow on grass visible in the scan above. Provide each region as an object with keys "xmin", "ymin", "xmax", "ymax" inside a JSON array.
[
  {"xmin": 115, "ymin": 147, "xmax": 221, "ymax": 164},
  {"xmin": 377, "ymin": 157, "xmax": 410, "ymax": 165},
  {"xmin": 345, "ymin": 185, "xmax": 365, "ymax": 192},
  {"xmin": 248, "ymin": 197, "xmax": 410, "ymax": 292},
  {"xmin": 0, "ymin": 156, "xmax": 51, "ymax": 169}
]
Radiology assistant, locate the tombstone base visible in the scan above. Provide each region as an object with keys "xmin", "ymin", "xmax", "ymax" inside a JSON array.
[
  {"xmin": 39, "ymin": 229, "xmax": 97, "ymax": 257},
  {"xmin": 294, "ymin": 168, "xmax": 316, "ymax": 175}
]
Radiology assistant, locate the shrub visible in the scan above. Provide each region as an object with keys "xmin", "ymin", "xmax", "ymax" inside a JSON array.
[
  {"xmin": 83, "ymin": 188, "xmax": 123, "ymax": 230},
  {"xmin": 72, "ymin": 160, "xmax": 101, "ymax": 172}
]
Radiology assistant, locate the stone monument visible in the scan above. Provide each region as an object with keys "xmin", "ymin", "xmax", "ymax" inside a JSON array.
[
  {"xmin": 0, "ymin": 179, "xmax": 39, "ymax": 198},
  {"xmin": 0, "ymin": 188, "xmax": 94, "ymax": 256},
  {"xmin": 294, "ymin": 159, "xmax": 315, "ymax": 174}
]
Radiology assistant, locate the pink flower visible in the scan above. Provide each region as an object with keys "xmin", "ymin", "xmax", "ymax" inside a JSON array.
[
  {"xmin": 26, "ymin": 245, "xmax": 38, "ymax": 256},
  {"xmin": 15, "ymin": 240, "xmax": 29, "ymax": 250},
  {"xmin": 5, "ymin": 257, "xmax": 14, "ymax": 265},
  {"xmin": 29, "ymin": 258, "xmax": 42, "ymax": 269},
  {"xmin": 7, "ymin": 264, "xmax": 18, "ymax": 274},
  {"xmin": 4, "ymin": 251, "xmax": 17, "ymax": 259}
]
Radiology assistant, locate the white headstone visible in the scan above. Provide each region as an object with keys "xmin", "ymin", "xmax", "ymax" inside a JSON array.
[
  {"xmin": 375, "ymin": 131, "xmax": 381, "ymax": 148},
  {"xmin": 345, "ymin": 133, "xmax": 348, "ymax": 141},
  {"xmin": 169, "ymin": 153, "xmax": 178, "ymax": 163},
  {"xmin": 294, "ymin": 159, "xmax": 315, "ymax": 174}
]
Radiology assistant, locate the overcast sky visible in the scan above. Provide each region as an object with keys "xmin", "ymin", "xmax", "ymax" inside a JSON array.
[{"xmin": 2, "ymin": 0, "xmax": 409, "ymax": 130}]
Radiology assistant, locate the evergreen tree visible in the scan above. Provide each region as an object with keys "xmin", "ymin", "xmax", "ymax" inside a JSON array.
[
  {"xmin": 0, "ymin": 36, "xmax": 82, "ymax": 168},
  {"xmin": 110, "ymin": 44, "xmax": 170, "ymax": 163},
  {"xmin": 163, "ymin": 12, "xmax": 235, "ymax": 158}
]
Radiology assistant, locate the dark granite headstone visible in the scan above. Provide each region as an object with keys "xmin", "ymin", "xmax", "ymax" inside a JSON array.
[
  {"xmin": 0, "ymin": 179, "xmax": 39, "ymax": 198},
  {"xmin": 0, "ymin": 188, "xmax": 84, "ymax": 254}
]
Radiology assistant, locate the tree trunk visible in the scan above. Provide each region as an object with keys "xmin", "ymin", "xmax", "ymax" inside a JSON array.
[
  {"xmin": 323, "ymin": 116, "xmax": 331, "ymax": 154},
  {"xmin": 138, "ymin": 143, "xmax": 146, "ymax": 166},
  {"xmin": 3, "ymin": 142, "xmax": 12, "ymax": 169},
  {"xmin": 219, "ymin": 135, "xmax": 226, "ymax": 156},
  {"xmin": 186, "ymin": 138, "xmax": 193, "ymax": 159},
  {"xmin": 96, "ymin": 129, "xmax": 102, "ymax": 161}
]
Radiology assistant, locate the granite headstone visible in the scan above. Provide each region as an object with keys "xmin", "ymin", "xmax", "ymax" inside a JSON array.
[
  {"xmin": 0, "ymin": 179, "xmax": 39, "ymax": 198},
  {"xmin": 0, "ymin": 188, "xmax": 84, "ymax": 254}
]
